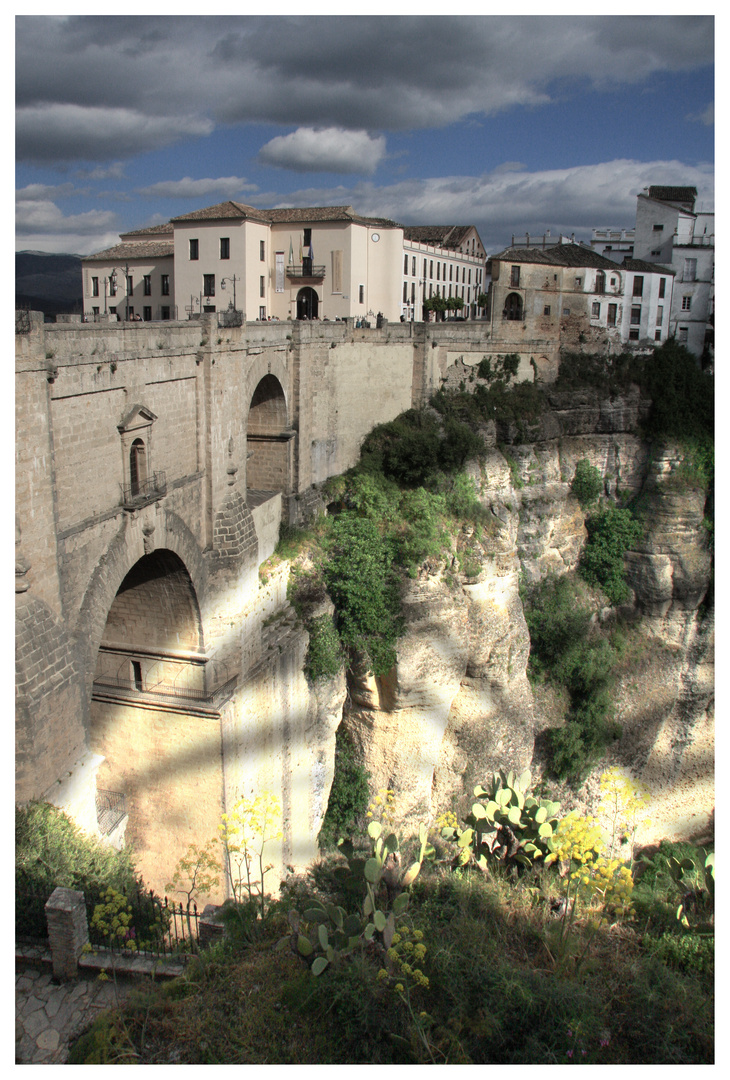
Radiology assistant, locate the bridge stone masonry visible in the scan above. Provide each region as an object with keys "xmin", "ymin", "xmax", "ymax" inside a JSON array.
[{"xmin": 15, "ymin": 309, "xmax": 549, "ymax": 900}]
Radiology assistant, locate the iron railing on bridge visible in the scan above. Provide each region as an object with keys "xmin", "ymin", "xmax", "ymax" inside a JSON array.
[{"xmin": 120, "ymin": 471, "xmax": 166, "ymax": 508}]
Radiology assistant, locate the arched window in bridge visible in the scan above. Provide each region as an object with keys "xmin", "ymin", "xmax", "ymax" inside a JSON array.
[
  {"xmin": 129, "ymin": 439, "xmax": 147, "ymax": 497},
  {"xmin": 503, "ymin": 293, "xmax": 523, "ymax": 321}
]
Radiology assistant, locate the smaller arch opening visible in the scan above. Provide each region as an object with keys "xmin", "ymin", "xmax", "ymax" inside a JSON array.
[
  {"xmin": 296, "ymin": 287, "xmax": 318, "ymax": 320},
  {"xmin": 130, "ymin": 438, "xmax": 147, "ymax": 496},
  {"xmin": 503, "ymin": 293, "xmax": 524, "ymax": 321}
]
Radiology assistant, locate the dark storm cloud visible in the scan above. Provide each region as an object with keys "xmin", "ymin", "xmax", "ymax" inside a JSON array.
[{"xmin": 16, "ymin": 15, "xmax": 713, "ymax": 165}]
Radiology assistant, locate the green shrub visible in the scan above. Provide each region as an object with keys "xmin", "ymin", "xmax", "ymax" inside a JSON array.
[
  {"xmin": 16, "ymin": 802, "xmax": 144, "ymax": 938},
  {"xmin": 579, "ymin": 504, "xmax": 643, "ymax": 604},
  {"xmin": 571, "ymin": 459, "xmax": 603, "ymax": 508},
  {"xmin": 360, "ymin": 410, "xmax": 442, "ymax": 486},
  {"xmin": 323, "ymin": 513, "xmax": 403, "ymax": 676},
  {"xmin": 305, "ymin": 613, "xmax": 344, "ymax": 682},
  {"xmin": 318, "ymin": 728, "xmax": 371, "ymax": 849}
]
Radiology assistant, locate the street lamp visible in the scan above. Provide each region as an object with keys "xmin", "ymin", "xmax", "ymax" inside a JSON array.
[
  {"xmin": 221, "ymin": 275, "xmax": 239, "ymax": 311},
  {"xmin": 108, "ymin": 264, "xmax": 131, "ymax": 323}
]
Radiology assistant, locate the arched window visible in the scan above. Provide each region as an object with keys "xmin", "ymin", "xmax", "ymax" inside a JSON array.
[
  {"xmin": 129, "ymin": 439, "xmax": 147, "ymax": 497},
  {"xmin": 503, "ymin": 293, "xmax": 523, "ymax": 321}
]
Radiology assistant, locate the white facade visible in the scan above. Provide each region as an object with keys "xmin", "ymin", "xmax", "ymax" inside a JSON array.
[
  {"xmin": 83, "ymin": 203, "xmax": 485, "ymax": 326},
  {"xmin": 633, "ymin": 188, "xmax": 714, "ymax": 358},
  {"xmin": 401, "ymin": 225, "xmax": 486, "ymax": 321},
  {"xmin": 590, "ymin": 227, "xmax": 635, "ymax": 264},
  {"xmin": 82, "ymin": 227, "xmax": 175, "ymax": 322},
  {"xmin": 619, "ymin": 262, "xmax": 675, "ymax": 346}
]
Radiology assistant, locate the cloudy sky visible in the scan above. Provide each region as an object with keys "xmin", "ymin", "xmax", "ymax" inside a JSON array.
[{"xmin": 15, "ymin": 13, "xmax": 714, "ymax": 256}]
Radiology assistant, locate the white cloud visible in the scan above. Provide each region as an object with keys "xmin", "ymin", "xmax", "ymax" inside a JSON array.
[
  {"xmin": 16, "ymin": 198, "xmax": 118, "ymax": 237},
  {"xmin": 136, "ymin": 176, "xmax": 257, "ymax": 199},
  {"xmin": 274, "ymin": 159, "xmax": 715, "ymax": 251},
  {"xmin": 16, "ymin": 104, "xmax": 213, "ymax": 164},
  {"xmin": 258, "ymin": 128, "xmax": 387, "ymax": 174}
]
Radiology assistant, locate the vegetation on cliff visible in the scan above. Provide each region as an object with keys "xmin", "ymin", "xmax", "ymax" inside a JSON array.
[{"xmin": 66, "ymin": 774, "xmax": 713, "ymax": 1065}]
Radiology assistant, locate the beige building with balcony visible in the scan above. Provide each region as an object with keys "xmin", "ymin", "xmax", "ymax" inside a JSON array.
[{"xmin": 83, "ymin": 202, "xmax": 486, "ymax": 326}]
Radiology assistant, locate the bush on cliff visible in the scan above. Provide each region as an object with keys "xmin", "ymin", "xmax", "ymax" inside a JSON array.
[{"xmin": 579, "ymin": 504, "xmax": 643, "ymax": 605}]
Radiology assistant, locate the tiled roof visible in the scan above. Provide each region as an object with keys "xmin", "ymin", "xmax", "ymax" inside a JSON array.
[
  {"xmin": 402, "ymin": 225, "xmax": 482, "ymax": 251},
  {"xmin": 170, "ymin": 201, "xmax": 271, "ymax": 224},
  {"xmin": 489, "ymin": 245, "xmax": 621, "ymax": 271},
  {"xmin": 120, "ymin": 223, "xmax": 174, "ymax": 239},
  {"xmin": 265, "ymin": 205, "xmax": 401, "ymax": 227},
  {"xmin": 83, "ymin": 240, "xmax": 174, "ymax": 262},
  {"xmin": 622, "ymin": 258, "xmax": 676, "ymax": 275},
  {"xmin": 647, "ymin": 186, "xmax": 697, "ymax": 208}
]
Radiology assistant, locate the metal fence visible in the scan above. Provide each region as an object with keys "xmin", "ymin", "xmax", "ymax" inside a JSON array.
[
  {"xmin": 16, "ymin": 886, "xmax": 200, "ymax": 956},
  {"xmin": 86, "ymin": 888, "xmax": 200, "ymax": 957},
  {"xmin": 95, "ymin": 789, "xmax": 126, "ymax": 836},
  {"xmin": 120, "ymin": 471, "xmax": 167, "ymax": 508}
]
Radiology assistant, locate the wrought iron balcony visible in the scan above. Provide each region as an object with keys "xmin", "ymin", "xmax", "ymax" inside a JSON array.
[
  {"xmin": 120, "ymin": 471, "xmax": 167, "ymax": 509},
  {"xmin": 285, "ymin": 263, "xmax": 326, "ymax": 280}
]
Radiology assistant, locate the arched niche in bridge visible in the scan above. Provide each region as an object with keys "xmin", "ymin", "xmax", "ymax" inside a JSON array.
[
  {"xmin": 90, "ymin": 549, "xmax": 224, "ymax": 903},
  {"xmin": 246, "ymin": 374, "xmax": 291, "ymax": 497}
]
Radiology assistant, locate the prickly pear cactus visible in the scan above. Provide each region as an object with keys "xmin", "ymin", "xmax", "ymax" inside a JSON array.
[{"xmin": 440, "ymin": 769, "xmax": 561, "ymax": 870}]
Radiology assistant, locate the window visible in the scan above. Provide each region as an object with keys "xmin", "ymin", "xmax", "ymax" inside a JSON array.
[
  {"xmin": 423, "ymin": 259, "xmax": 427, "ymax": 279},
  {"xmin": 110, "ymin": 278, "xmax": 117, "ymax": 297},
  {"xmin": 607, "ymin": 304, "xmax": 617, "ymax": 326},
  {"xmin": 143, "ymin": 275, "xmax": 151, "ymax": 296},
  {"xmin": 259, "ymin": 306, "xmax": 266, "ymax": 320},
  {"xmin": 127, "ymin": 276, "xmax": 133, "ymax": 296},
  {"xmin": 430, "ymin": 260, "xmax": 433, "ymax": 279},
  {"xmin": 161, "ymin": 307, "xmax": 170, "ymax": 320},
  {"xmin": 303, "ymin": 228, "xmax": 311, "ymax": 246},
  {"xmin": 656, "ymin": 306, "xmax": 664, "ymax": 325},
  {"xmin": 131, "ymin": 660, "xmax": 143, "ymax": 692},
  {"xmin": 161, "ymin": 274, "xmax": 170, "ymax": 296},
  {"xmin": 92, "ymin": 276, "xmax": 99, "ymax": 296},
  {"xmin": 203, "ymin": 274, "xmax": 215, "ymax": 296},
  {"xmin": 127, "ymin": 307, "xmax": 134, "ymax": 319},
  {"xmin": 403, "ymin": 282, "xmax": 408, "ymax": 303},
  {"xmin": 631, "ymin": 306, "xmax": 641, "ymax": 325},
  {"xmin": 681, "ymin": 295, "xmax": 692, "ymax": 311},
  {"xmin": 575, "ymin": 277, "xmax": 582, "ymax": 289},
  {"xmin": 92, "ymin": 307, "xmax": 99, "ymax": 316},
  {"xmin": 260, "ymin": 240, "xmax": 265, "ymax": 261},
  {"xmin": 437, "ymin": 263, "xmax": 440, "ymax": 280},
  {"xmin": 659, "ymin": 278, "xmax": 666, "ymax": 298},
  {"xmin": 629, "ymin": 328, "xmax": 639, "ymax": 340},
  {"xmin": 651, "ymin": 249, "xmax": 661, "ymax": 257},
  {"xmin": 510, "ymin": 265, "xmax": 520, "ymax": 287},
  {"xmin": 633, "ymin": 277, "xmax": 644, "ymax": 297},
  {"xmin": 220, "ymin": 237, "xmax": 230, "ymax": 259},
  {"xmin": 468, "ymin": 269, "xmax": 472, "ymax": 285},
  {"xmin": 655, "ymin": 329, "xmax": 662, "ymax": 341},
  {"xmin": 683, "ymin": 258, "xmax": 696, "ymax": 282},
  {"xmin": 595, "ymin": 271, "xmax": 605, "ymax": 294},
  {"xmin": 678, "ymin": 327, "xmax": 688, "ymax": 342},
  {"xmin": 130, "ymin": 438, "xmax": 147, "ymax": 496},
  {"xmin": 359, "ymin": 285, "xmax": 364, "ymax": 304},
  {"xmin": 592, "ymin": 301, "xmax": 601, "ymax": 318},
  {"xmin": 411, "ymin": 282, "xmax": 415, "ymax": 303},
  {"xmin": 653, "ymin": 223, "xmax": 664, "ymax": 231},
  {"xmin": 143, "ymin": 306, "xmax": 151, "ymax": 321},
  {"xmin": 412, "ymin": 257, "xmax": 416, "ymax": 277},
  {"xmin": 544, "ymin": 305, "xmax": 551, "ymax": 316},
  {"xmin": 189, "ymin": 238, "xmax": 199, "ymax": 260},
  {"xmin": 611, "ymin": 277, "xmax": 617, "ymax": 287},
  {"xmin": 260, "ymin": 275, "xmax": 265, "ymax": 298},
  {"xmin": 404, "ymin": 254, "xmax": 408, "ymax": 275},
  {"xmin": 449, "ymin": 264, "xmax": 453, "ymax": 281}
]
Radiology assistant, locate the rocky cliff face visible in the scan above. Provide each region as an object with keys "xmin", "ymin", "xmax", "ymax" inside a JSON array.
[{"xmin": 332, "ymin": 387, "xmax": 714, "ymax": 843}]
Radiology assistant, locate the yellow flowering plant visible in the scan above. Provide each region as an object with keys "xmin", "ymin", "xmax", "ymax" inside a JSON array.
[{"xmin": 219, "ymin": 791, "xmax": 282, "ymax": 921}]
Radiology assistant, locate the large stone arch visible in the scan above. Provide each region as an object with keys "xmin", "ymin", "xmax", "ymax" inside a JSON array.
[
  {"xmin": 245, "ymin": 370, "xmax": 293, "ymax": 496},
  {"xmin": 84, "ymin": 517, "xmax": 224, "ymax": 900},
  {"xmin": 75, "ymin": 509, "xmax": 207, "ymax": 707}
]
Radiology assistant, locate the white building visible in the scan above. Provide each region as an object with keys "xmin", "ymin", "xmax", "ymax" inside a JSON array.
[
  {"xmin": 619, "ymin": 259, "xmax": 675, "ymax": 347},
  {"xmin": 633, "ymin": 186, "xmax": 714, "ymax": 359},
  {"xmin": 82, "ymin": 203, "xmax": 486, "ymax": 325},
  {"xmin": 590, "ymin": 227, "xmax": 635, "ymax": 264},
  {"xmin": 401, "ymin": 226, "xmax": 487, "ymax": 320}
]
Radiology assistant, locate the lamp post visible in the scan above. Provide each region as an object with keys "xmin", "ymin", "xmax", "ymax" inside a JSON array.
[
  {"xmin": 221, "ymin": 275, "xmax": 239, "ymax": 311},
  {"xmin": 108, "ymin": 263, "xmax": 131, "ymax": 323}
]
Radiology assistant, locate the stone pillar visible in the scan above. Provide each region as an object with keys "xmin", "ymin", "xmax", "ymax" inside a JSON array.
[{"xmin": 45, "ymin": 887, "xmax": 89, "ymax": 980}]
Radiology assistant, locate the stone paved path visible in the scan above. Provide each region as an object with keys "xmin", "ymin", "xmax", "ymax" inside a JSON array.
[{"xmin": 16, "ymin": 962, "xmax": 137, "ymax": 1064}]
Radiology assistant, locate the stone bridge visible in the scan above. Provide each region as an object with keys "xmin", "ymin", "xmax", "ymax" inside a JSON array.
[{"xmin": 15, "ymin": 311, "xmax": 523, "ymax": 897}]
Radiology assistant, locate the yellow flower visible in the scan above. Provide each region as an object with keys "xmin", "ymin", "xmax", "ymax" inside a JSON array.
[{"xmin": 395, "ymin": 983, "xmax": 405, "ymax": 994}]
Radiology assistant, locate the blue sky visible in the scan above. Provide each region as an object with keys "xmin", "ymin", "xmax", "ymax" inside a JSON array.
[{"xmin": 15, "ymin": 13, "xmax": 714, "ymax": 256}]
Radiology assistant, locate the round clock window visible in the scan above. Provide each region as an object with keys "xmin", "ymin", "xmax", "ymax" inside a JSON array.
[{"xmin": 371, "ymin": 232, "xmax": 380, "ymax": 242}]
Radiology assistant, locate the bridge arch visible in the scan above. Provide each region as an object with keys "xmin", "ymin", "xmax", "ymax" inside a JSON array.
[
  {"xmin": 246, "ymin": 373, "xmax": 291, "ymax": 495},
  {"xmin": 87, "ymin": 538, "xmax": 224, "ymax": 900}
]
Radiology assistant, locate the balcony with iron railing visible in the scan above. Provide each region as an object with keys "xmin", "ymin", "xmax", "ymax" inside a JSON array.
[
  {"xmin": 285, "ymin": 263, "xmax": 326, "ymax": 280},
  {"xmin": 120, "ymin": 471, "xmax": 166, "ymax": 509}
]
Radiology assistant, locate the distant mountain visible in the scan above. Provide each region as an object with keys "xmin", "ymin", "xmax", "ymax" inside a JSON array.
[{"xmin": 16, "ymin": 251, "xmax": 83, "ymax": 317}]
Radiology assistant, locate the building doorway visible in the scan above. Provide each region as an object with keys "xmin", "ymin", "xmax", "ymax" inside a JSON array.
[{"xmin": 296, "ymin": 287, "xmax": 318, "ymax": 320}]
